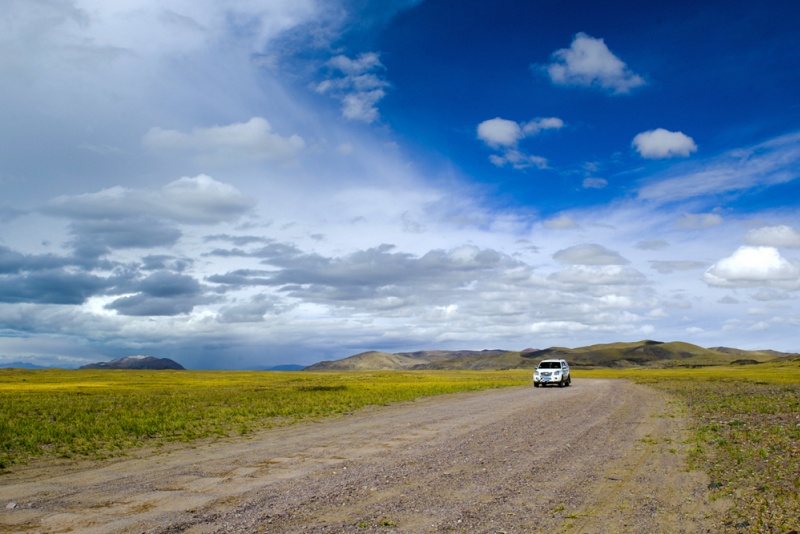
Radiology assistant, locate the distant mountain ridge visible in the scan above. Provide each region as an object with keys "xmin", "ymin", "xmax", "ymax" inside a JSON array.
[
  {"xmin": 80, "ymin": 356, "xmax": 185, "ymax": 370},
  {"xmin": 306, "ymin": 349, "xmax": 509, "ymax": 371},
  {"xmin": 304, "ymin": 341, "xmax": 798, "ymax": 371},
  {"xmin": 0, "ymin": 361, "xmax": 48, "ymax": 370},
  {"xmin": 251, "ymin": 364, "xmax": 306, "ymax": 371}
]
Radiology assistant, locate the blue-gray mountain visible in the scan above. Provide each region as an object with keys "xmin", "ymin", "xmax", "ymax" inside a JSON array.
[{"xmin": 79, "ymin": 356, "xmax": 185, "ymax": 370}]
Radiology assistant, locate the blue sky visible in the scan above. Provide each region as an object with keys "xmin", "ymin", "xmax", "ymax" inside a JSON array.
[{"xmin": 1, "ymin": 0, "xmax": 799, "ymax": 369}]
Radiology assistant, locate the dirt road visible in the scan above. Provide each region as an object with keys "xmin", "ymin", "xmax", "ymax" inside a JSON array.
[{"xmin": 0, "ymin": 379, "xmax": 724, "ymax": 533}]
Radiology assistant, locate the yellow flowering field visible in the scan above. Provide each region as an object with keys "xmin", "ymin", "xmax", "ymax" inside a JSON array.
[{"xmin": 0, "ymin": 368, "xmax": 530, "ymax": 469}]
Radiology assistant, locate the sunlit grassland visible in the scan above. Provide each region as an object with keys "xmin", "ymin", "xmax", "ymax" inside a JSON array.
[
  {"xmin": 3, "ymin": 364, "xmax": 798, "ymax": 531},
  {"xmin": 577, "ymin": 363, "xmax": 800, "ymax": 533},
  {"xmin": 0, "ymin": 369, "xmax": 530, "ymax": 470}
]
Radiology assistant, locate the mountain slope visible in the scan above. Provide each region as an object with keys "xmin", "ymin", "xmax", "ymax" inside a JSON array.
[
  {"xmin": 305, "ymin": 350, "xmax": 508, "ymax": 371},
  {"xmin": 305, "ymin": 341, "xmax": 795, "ymax": 371},
  {"xmin": 80, "ymin": 356, "xmax": 185, "ymax": 370}
]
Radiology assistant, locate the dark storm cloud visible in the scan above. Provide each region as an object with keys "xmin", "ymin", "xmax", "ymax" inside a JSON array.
[
  {"xmin": 207, "ymin": 243, "xmax": 522, "ymax": 304},
  {"xmin": 68, "ymin": 218, "xmax": 182, "ymax": 253},
  {"xmin": 0, "ymin": 246, "xmax": 71, "ymax": 273},
  {"xmin": 136, "ymin": 271, "xmax": 202, "ymax": 297},
  {"xmin": 105, "ymin": 294, "xmax": 200, "ymax": 316},
  {"xmin": 104, "ymin": 270, "xmax": 211, "ymax": 316},
  {"xmin": 0, "ymin": 270, "xmax": 109, "ymax": 304},
  {"xmin": 0, "ymin": 245, "xmax": 117, "ymax": 304},
  {"xmin": 140, "ymin": 255, "xmax": 193, "ymax": 272}
]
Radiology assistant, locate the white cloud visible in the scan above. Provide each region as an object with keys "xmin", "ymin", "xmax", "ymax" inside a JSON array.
[
  {"xmin": 553, "ymin": 244, "xmax": 629, "ymax": 265},
  {"xmin": 747, "ymin": 321, "xmax": 770, "ymax": 332},
  {"xmin": 543, "ymin": 215, "xmax": 580, "ymax": 230},
  {"xmin": 45, "ymin": 175, "xmax": 255, "ymax": 225},
  {"xmin": 633, "ymin": 128, "xmax": 697, "ymax": 159},
  {"xmin": 744, "ymin": 225, "xmax": 800, "ymax": 248},
  {"xmin": 549, "ymin": 265, "xmax": 645, "ymax": 286},
  {"xmin": 342, "ymin": 90, "xmax": 386, "ymax": 123},
  {"xmin": 703, "ymin": 246, "xmax": 800, "ymax": 287},
  {"xmin": 635, "ymin": 239, "xmax": 669, "ymax": 250},
  {"xmin": 477, "ymin": 118, "xmax": 523, "ymax": 148},
  {"xmin": 676, "ymin": 213, "xmax": 723, "ymax": 230},
  {"xmin": 317, "ymin": 52, "xmax": 389, "ymax": 123},
  {"xmin": 522, "ymin": 117, "xmax": 565, "ymax": 135},
  {"xmin": 477, "ymin": 116, "xmax": 563, "ymax": 170},
  {"xmin": 489, "ymin": 150, "xmax": 549, "ymax": 170},
  {"xmin": 328, "ymin": 52, "xmax": 383, "ymax": 75},
  {"xmin": 582, "ymin": 177, "xmax": 608, "ymax": 189},
  {"xmin": 751, "ymin": 288, "xmax": 791, "ymax": 301},
  {"xmin": 637, "ymin": 132, "xmax": 800, "ymax": 204},
  {"xmin": 542, "ymin": 32, "xmax": 646, "ymax": 94},
  {"xmin": 142, "ymin": 117, "xmax": 305, "ymax": 165},
  {"xmin": 649, "ymin": 261, "xmax": 706, "ymax": 274}
]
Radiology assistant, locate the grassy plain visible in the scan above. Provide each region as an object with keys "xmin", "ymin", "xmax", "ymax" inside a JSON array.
[
  {"xmin": 2, "ymin": 364, "xmax": 798, "ymax": 532},
  {"xmin": 579, "ymin": 363, "xmax": 800, "ymax": 533},
  {"xmin": 0, "ymin": 369, "xmax": 528, "ymax": 470}
]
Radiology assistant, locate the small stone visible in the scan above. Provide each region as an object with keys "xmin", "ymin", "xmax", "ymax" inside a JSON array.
[{"xmin": 6, "ymin": 502, "xmax": 17, "ymax": 509}]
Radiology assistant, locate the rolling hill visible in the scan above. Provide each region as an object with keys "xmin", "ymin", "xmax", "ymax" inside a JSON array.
[
  {"xmin": 304, "ymin": 341, "xmax": 797, "ymax": 371},
  {"xmin": 306, "ymin": 349, "xmax": 509, "ymax": 371}
]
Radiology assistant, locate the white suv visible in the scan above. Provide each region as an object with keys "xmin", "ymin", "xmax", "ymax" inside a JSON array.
[{"xmin": 533, "ymin": 359, "xmax": 571, "ymax": 387}]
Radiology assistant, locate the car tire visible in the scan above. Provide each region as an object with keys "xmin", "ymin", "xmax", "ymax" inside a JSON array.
[{"xmin": 566, "ymin": 377, "xmax": 571, "ymax": 386}]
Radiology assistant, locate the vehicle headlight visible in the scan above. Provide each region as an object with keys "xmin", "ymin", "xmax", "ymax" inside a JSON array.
[{"xmin": 554, "ymin": 370, "xmax": 561, "ymax": 375}]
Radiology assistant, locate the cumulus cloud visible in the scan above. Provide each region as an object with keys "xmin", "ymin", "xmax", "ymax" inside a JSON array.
[
  {"xmin": 105, "ymin": 271, "xmax": 209, "ymax": 316},
  {"xmin": 0, "ymin": 271, "xmax": 109, "ymax": 305},
  {"xmin": 744, "ymin": 225, "xmax": 800, "ymax": 248},
  {"xmin": 68, "ymin": 218, "xmax": 183, "ymax": 257},
  {"xmin": 477, "ymin": 117, "xmax": 563, "ymax": 170},
  {"xmin": 540, "ymin": 32, "xmax": 646, "ymax": 94},
  {"xmin": 553, "ymin": 244, "xmax": 629, "ymax": 265},
  {"xmin": 45, "ymin": 175, "xmax": 255, "ymax": 225},
  {"xmin": 703, "ymin": 246, "xmax": 800, "ymax": 287},
  {"xmin": 477, "ymin": 117, "xmax": 563, "ymax": 148},
  {"xmin": 632, "ymin": 128, "xmax": 697, "ymax": 159},
  {"xmin": 477, "ymin": 118, "xmax": 523, "ymax": 148},
  {"xmin": 315, "ymin": 52, "xmax": 389, "ymax": 123},
  {"xmin": 143, "ymin": 117, "xmax": 305, "ymax": 165}
]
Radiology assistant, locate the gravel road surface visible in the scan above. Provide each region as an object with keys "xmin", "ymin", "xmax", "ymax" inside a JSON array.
[{"xmin": 0, "ymin": 378, "xmax": 725, "ymax": 533}]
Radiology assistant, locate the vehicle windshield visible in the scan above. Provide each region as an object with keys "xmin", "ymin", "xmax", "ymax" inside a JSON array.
[{"xmin": 538, "ymin": 361, "xmax": 562, "ymax": 369}]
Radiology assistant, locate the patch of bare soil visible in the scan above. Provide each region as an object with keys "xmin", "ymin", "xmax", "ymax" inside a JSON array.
[{"xmin": 0, "ymin": 379, "xmax": 725, "ymax": 533}]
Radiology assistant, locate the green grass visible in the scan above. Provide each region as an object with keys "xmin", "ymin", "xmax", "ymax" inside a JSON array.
[
  {"xmin": 3, "ymin": 363, "xmax": 799, "ymax": 532},
  {"xmin": 577, "ymin": 363, "xmax": 800, "ymax": 533},
  {"xmin": 0, "ymin": 368, "xmax": 530, "ymax": 470}
]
